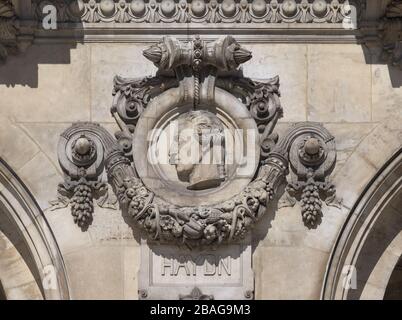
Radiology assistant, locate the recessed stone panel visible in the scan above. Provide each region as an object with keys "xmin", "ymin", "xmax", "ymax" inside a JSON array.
[{"xmin": 139, "ymin": 241, "xmax": 254, "ymax": 300}]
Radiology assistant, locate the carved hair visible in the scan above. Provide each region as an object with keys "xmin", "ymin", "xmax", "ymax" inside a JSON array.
[
  {"xmin": 178, "ymin": 110, "xmax": 224, "ymax": 140},
  {"xmin": 172, "ymin": 110, "xmax": 226, "ymax": 179}
]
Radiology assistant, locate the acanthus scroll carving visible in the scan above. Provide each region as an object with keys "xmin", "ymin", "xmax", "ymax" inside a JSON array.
[{"xmin": 53, "ymin": 35, "xmax": 338, "ymax": 247}]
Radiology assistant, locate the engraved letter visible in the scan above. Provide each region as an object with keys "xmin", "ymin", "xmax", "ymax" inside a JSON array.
[
  {"xmin": 204, "ymin": 254, "xmax": 216, "ymax": 276},
  {"xmin": 42, "ymin": 5, "xmax": 58, "ymax": 30},
  {"xmin": 218, "ymin": 256, "xmax": 231, "ymax": 276},
  {"xmin": 174, "ymin": 255, "xmax": 191, "ymax": 276},
  {"xmin": 161, "ymin": 256, "xmax": 173, "ymax": 276}
]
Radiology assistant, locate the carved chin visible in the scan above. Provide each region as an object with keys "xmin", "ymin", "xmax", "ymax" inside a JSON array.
[{"xmin": 176, "ymin": 164, "xmax": 194, "ymax": 182}]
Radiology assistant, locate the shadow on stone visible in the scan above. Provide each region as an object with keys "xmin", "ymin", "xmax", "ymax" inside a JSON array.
[
  {"xmin": 0, "ymin": 42, "xmax": 82, "ymax": 88},
  {"xmin": 361, "ymin": 44, "xmax": 402, "ymax": 88},
  {"xmin": 251, "ymin": 182, "xmax": 284, "ymax": 253}
]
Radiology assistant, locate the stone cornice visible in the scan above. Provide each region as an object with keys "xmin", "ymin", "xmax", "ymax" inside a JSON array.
[
  {"xmin": 3, "ymin": 0, "xmax": 402, "ymax": 69},
  {"xmin": 2, "ymin": 0, "xmax": 374, "ymax": 44},
  {"xmin": 29, "ymin": 0, "xmax": 365, "ymax": 44},
  {"xmin": 32, "ymin": 0, "xmax": 362, "ymax": 24}
]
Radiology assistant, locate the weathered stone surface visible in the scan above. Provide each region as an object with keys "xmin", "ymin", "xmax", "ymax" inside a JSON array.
[
  {"xmin": 123, "ymin": 245, "xmax": 140, "ymax": 300},
  {"xmin": 254, "ymin": 246, "xmax": 328, "ymax": 299},
  {"xmin": 17, "ymin": 152, "xmax": 61, "ymax": 210},
  {"xmin": 334, "ymin": 119, "xmax": 402, "ymax": 211},
  {"xmin": 19, "ymin": 123, "xmax": 69, "ymax": 174},
  {"xmin": 372, "ymin": 65, "xmax": 402, "ymax": 122},
  {"xmin": 334, "ymin": 152, "xmax": 378, "ymax": 209},
  {"xmin": 307, "ymin": 44, "xmax": 372, "ymax": 122},
  {"xmin": 354, "ymin": 119, "xmax": 402, "ymax": 170},
  {"xmin": 254, "ymin": 203, "xmax": 348, "ymax": 254},
  {"xmin": 44, "ymin": 207, "xmax": 92, "ymax": 256},
  {"xmin": 324, "ymin": 123, "xmax": 378, "ymax": 176},
  {"xmin": 87, "ymin": 206, "xmax": 135, "ymax": 243},
  {"xmin": 0, "ymin": 116, "xmax": 39, "ymax": 171},
  {"xmin": 0, "ymin": 44, "xmax": 91, "ymax": 122},
  {"xmin": 64, "ymin": 246, "xmax": 124, "ymax": 300},
  {"xmin": 90, "ymin": 44, "xmax": 156, "ymax": 123}
]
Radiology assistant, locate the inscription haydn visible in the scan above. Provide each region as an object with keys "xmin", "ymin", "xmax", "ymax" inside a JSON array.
[
  {"xmin": 152, "ymin": 251, "xmax": 241, "ymax": 285},
  {"xmin": 161, "ymin": 254, "xmax": 231, "ymax": 276},
  {"xmin": 139, "ymin": 242, "xmax": 253, "ymax": 299}
]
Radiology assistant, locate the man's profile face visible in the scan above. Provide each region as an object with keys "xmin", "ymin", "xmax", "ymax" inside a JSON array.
[
  {"xmin": 169, "ymin": 110, "xmax": 225, "ymax": 187},
  {"xmin": 175, "ymin": 123, "xmax": 198, "ymax": 182}
]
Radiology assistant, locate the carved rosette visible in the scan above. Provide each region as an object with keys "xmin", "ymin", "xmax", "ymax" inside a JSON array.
[{"xmin": 54, "ymin": 35, "xmax": 338, "ymax": 247}]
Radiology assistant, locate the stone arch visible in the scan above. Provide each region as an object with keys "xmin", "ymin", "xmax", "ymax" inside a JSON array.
[
  {"xmin": 0, "ymin": 158, "xmax": 70, "ymax": 299},
  {"xmin": 0, "ymin": 228, "xmax": 43, "ymax": 299},
  {"xmin": 383, "ymin": 256, "xmax": 402, "ymax": 299},
  {"xmin": 322, "ymin": 135, "xmax": 402, "ymax": 300}
]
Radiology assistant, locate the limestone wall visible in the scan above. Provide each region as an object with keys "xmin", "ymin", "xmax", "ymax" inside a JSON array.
[{"xmin": 0, "ymin": 42, "xmax": 401, "ymax": 299}]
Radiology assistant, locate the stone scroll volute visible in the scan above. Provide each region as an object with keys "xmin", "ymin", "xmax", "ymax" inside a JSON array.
[{"xmin": 53, "ymin": 35, "xmax": 338, "ymax": 247}]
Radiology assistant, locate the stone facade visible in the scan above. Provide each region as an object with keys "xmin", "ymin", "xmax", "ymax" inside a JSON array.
[{"xmin": 0, "ymin": 0, "xmax": 401, "ymax": 300}]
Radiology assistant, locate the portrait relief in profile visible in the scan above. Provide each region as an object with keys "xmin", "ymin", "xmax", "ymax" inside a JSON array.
[{"xmin": 169, "ymin": 110, "xmax": 226, "ymax": 191}]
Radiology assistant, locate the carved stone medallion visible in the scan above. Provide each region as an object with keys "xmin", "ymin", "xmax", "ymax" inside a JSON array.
[
  {"xmin": 54, "ymin": 35, "xmax": 338, "ymax": 248},
  {"xmin": 133, "ymin": 82, "xmax": 260, "ymax": 207}
]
